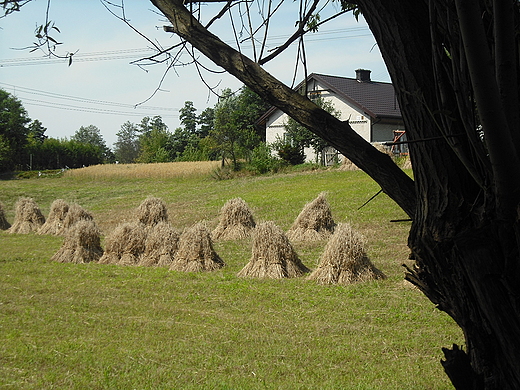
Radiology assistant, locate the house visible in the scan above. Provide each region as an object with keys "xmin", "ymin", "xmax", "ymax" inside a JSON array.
[{"xmin": 257, "ymin": 69, "xmax": 406, "ymax": 164}]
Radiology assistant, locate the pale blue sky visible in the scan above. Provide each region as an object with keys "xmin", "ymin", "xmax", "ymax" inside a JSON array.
[{"xmin": 0, "ymin": 0, "xmax": 389, "ymax": 147}]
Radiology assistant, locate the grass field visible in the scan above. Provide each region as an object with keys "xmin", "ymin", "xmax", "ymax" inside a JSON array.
[{"xmin": 0, "ymin": 162, "xmax": 462, "ymax": 389}]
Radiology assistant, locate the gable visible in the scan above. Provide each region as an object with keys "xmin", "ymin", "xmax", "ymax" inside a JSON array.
[{"xmin": 306, "ymin": 73, "xmax": 402, "ymax": 120}]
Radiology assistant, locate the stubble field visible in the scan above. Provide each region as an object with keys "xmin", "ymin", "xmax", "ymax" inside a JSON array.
[{"xmin": 0, "ymin": 162, "xmax": 462, "ymax": 389}]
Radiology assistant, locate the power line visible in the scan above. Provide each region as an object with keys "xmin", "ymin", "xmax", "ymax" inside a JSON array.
[
  {"xmin": 0, "ymin": 26, "xmax": 373, "ymax": 67},
  {"xmin": 22, "ymin": 99, "xmax": 178, "ymax": 118},
  {"xmin": 0, "ymin": 82, "xmax": 179, "ymax": 118},
  {"xmin": 0, "ymin": 82, "xmax": 178, "ymax": 111}
]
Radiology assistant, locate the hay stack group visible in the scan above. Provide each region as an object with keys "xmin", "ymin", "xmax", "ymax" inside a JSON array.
[{"xmin": 0, "ymin": 193, "xmax": 386, "ymax": 285}]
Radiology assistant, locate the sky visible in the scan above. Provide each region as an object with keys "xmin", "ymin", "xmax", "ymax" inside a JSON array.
[{"xmin": 0, "ymin": 0, "xmax": 390, "ymax": 148}]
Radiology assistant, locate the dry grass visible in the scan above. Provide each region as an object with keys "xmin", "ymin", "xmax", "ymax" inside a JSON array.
[
  {"xmin": 286, "ymin": 192, "xmax": 335, "ymax": 241},
  {"xmin": 58, "ymin": 203, "xmax": 94, "ymax": 235},
  {"xmin": 0, "ymin": 202, "xmax": 11, "ymax": 230},
  {"xmin": 307, "ymin": 222, "xmax": 386, "ymax": 285},
  {"xmin": 99, "ymin": 222, "xmax": 147, "ymax": 266},
  {"xmin": 238, "ymin": 221, "xmax": 310, "ymax": 279},
  {"xmin": 65, "ymin": 161, "xmax": 220, "ymax": 179},
  {"xmin": 136, "ymin": 196, "xmax": 168, "ymax": 227},
  {"xmin": 8, "ymin": 197, "xmax": 45, "ymax": 234},
  {"xmin": 38, "ymin": 199, "xmax": 69, "ymax": 235},
  {"xmin": 212, "ymin": 197, "xmax": 256, "ymax": 240},
  {"xmin": 51, "ymin": 220, "xmax": 103, "ymax": 264},
  {"xmin": 170, "ymin": 222, "xmax": 225, "ymax": 272},
  {"xmin": 137, "ymin": 221, "xmax": 180, "ymax": 267},
  {"xmin": 337, "ymin": 157, "xmax": 360, "ymax": 171}
]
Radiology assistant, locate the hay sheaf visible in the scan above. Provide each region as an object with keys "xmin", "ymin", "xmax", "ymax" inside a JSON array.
[
  {"xmin": 137, "ymin": 221, "xmax": 180, "ymax": 267},
  {"xmin": 307, "ymin": 222, "xmax": 386, "ymax": 285},
  {"xmin": 58, "ymin": 203, "xmax": 94, "ymax": 235},
  {"xmin": 51, "ymin": 220, "xmax": 103, "ymax": 264},
  {"xmin": 98, "ymin": 222, "xmax": 147, "ymax": 266},
  {"xmin": 170, "ymin": 222, "xmax": 225, "ymax": 272},
  {"xmin": 38, "ymin": 199, "xmax": 69, "ymax": 235},
  {"xmin": 212, "ymin": 197, "xmax": 256, "ymax": 240},
  {"xmin": 8, "ymin": 197, "xmax": 45, "ymax": 234},
  {"xmin": 286, "ymin": 192, "xmax": 335, "ymax": 241},
  {"xmin": 136, "ymin": 196, "xmax": 168, "ymax": 227},
  {"xmin": 238, "ymin": 221, "xmax": 310, "ymax": 279},
  {"xmin": 337, "ymin": 157, "xmax": 360, "ymax": 171},
  {"xmin": 0, "ymin": 202, "xmax": 11, "ymax": 230}
]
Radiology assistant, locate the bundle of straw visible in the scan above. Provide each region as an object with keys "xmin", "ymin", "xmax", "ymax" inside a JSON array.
[
  {"xmin": 307, "ymin": 222, "xmax": 386, "ymax": 285},
  {"xmin": 51, "ymin": 220, "xmax": 103, "ymax": 264},
  {"xmin": 287, "ymin": 192, "xmax": 336, "ymax": 241},
  {"xmin": 38, "ymin": 199, "xmax": 69, "ymax": 235},
  {"xmin": 212, "ymin": 197, "xmax": 256, "ymax": 240},
  {"xmin": 8, "ymin": 197, "xmax": 45, "ymax": 234},
  {"xmin": 137, "ymin": 221, "xmax": 179, "ymax": 267},
  {"xmin": 238, "ymin": 221, "xmax": 309, "ymax": 279},
  {"xmin": 136, "ymin": 196, "xmax": 168, "ymax": 227},
  {"xmin": 98, "ymin": 222, "xmax": 147, "ymax": 266},
  {"xmin": 170, "ymin": 222, "xmax": 225, "ymax": 272},
  {"xmin": 57, "ymin": 203, "xmax": 94, "ymax": 235}
]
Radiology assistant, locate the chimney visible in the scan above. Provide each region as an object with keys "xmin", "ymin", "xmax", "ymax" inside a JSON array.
[{"xmin": 355, "ymin": 69, "xmax": 371, "ymax": 83}]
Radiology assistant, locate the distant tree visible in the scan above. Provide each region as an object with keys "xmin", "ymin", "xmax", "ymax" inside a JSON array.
[
  {"xmin": 27, "ymin": 120, "xmax": 47, "ymax": 143},
  {"xmin": 28, "ymin": 137, "xmax": 102, "ymax": 170},
  {"xmin": 236, "ymin": 87, "xmax": 271, "ymax": 141},
  {"xmin": 169, "ymin": 126, "xmax": 195, "ymax": 159},
  {"xmin": 139, "ymin": 115, "xmax": 167, "ymax": 136},
  {"xmin": 210, "ymin": 87, "xmax": 266, "ymax": 170},
  {"xmin": 197, "ymin": 107, "xmax": 215, "ymax": 138},
  {"xmin": 25, "ymin": 120, "xmax": 47, "ymax": 170},
  {"xmin": 179, "ymin": 101, "xmax": 197, "ymax": 134},
  {"xmin": 72, "ymin": 124, "xmax": 113, "ymax": 162},
  {"xmin": 114, "ymin": 121, "xmax": 140, "ymax": 163},
  {"xmin": 0, "ymin": 88, "xmax": 30, "ymax": 171},
  {"xmin": 136, "ymin": 126, "xmax": 173, "ymax": 163}
]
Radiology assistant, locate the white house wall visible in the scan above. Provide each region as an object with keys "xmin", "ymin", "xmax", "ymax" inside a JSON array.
[{"xmin": 264, "ymin": 79, "xmax": 401, "ymax": 163}]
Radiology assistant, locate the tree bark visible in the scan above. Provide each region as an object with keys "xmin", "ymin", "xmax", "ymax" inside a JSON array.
[{"xmin": 360, "ymin": 0, "xmax": 520, "ymax": 388}]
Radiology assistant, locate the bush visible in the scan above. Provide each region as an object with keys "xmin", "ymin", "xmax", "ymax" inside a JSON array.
[
  {"xmin": 276, "ymin": 144, "xmax": 306, "ymax": 165},
  {"xmin": 248, "ymin": 143, "xmax": 281, "ymax": 174}
]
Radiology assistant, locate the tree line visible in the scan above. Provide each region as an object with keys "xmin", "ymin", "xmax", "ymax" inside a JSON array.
[{"xmin": 1, "ymin": 86, "xmax": 335, "ymax": 173}]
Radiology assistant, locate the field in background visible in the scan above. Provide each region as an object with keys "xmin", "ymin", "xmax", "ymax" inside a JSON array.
[
  {"xmin": 65, "ymin": 161, "xmax": 221, "ymax": 180},
  {"xmin": 0, "ymin": 164, "xmax": 460, "ymax": 389}
]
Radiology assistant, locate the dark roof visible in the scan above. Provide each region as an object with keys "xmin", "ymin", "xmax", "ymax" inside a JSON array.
[
  {"xmin": 308, "ymin": 73, "xmax": 401, "ymax": 119},
  {"xmin": 255, "ymin": 72, "xmax": 402, "ymax": 126}
]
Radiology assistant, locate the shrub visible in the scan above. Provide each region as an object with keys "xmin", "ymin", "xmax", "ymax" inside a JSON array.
[{"xmin": 248, "ymin": 142, "xmax": 281, "ymax": 174}]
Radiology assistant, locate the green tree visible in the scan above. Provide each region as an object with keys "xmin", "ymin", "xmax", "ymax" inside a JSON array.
[
  {"xmin": 114, "ymin": 121, "xmax": 140, "ymax": 163},
  {"xmin": 25, "ymin": 120, "xmax": 47, "ymax": 170},
  {"xmin": 72, "ymin": 124, "xmax": 113, "ymax": 162},
  {"xmin": 197, "ymin": 107, "xmax": 215, "ymax": 138},
  {"xmin": 139, "ymin": 115, "xmax": 167, "ymax": 136},
  {"xmin": 210, "ymin": 86, "xmax": 267, "ymax": 169},
  {"xmin": 27, "ymin": 120, "xmax": 47, "ymax": 144},
  {"xmin": 0, "ymin": 88, "xmax": 30, "ymax": 171},
  {"xmin": 179, "ymin": 101, "xmax": 197, "ymax": 134},
  {"xmin": 136, "ymin": 126, "xmax": 173, "ymax": 163}
]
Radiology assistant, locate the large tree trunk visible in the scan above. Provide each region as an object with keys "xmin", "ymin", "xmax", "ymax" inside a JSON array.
[
  {"xmin": 360, "ymin": 0, "xmax": 520, "ymax": 388},
  {"xmin": 149, "ymin": 0, "xmax": 520, "ymax": 388}
]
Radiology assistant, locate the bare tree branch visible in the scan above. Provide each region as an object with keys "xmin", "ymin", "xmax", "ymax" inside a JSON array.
[{"xmin": 150, "ymin": 0, "xmax": 417, "ymax": 217}]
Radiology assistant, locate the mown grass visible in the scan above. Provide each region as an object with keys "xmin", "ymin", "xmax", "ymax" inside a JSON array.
[{"xmin": 0, "ymin": 163, "xmax": 461, "ymax": 389}]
